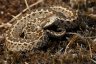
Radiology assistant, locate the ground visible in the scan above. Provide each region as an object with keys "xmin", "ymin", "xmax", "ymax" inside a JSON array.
[{"xmin": 0, "ymin": 0, "xmax": 96, "ymax": 64}]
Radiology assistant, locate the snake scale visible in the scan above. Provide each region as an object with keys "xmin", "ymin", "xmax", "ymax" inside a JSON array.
[{"xmin": 5, "ymin": 4, "xmax": 77, "ymax": 52}]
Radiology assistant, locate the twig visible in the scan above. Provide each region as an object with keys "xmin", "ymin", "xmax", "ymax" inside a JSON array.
[
  {"xmin": 87, "ymin": 39, "xmax": 93, "ymax": 58},
  {"xmin": 25, "ymin": 62, "xmax": 29, "ymax": 64},
  {"xmin": 0, "ymin": 23, "xmax": 12, "ymax": 28},
  {"xmin": 3, "ymin": 60, "xmax": 7, "ymax": 64},
  {"xmin": 66, "ymin": 32, "xmax": 95, "ymax": 39},
  {"xmin": 0, "ymin": 35, "xmax": 4, "ymax": 42},
  {"xmin": 24, "ymin": 0, "xmax": 30, "ymax": 11},
  {"xmin": 91, "ymin": 59, "xmax": 96, "ymax": 63},
  {"xmin": 9, "ymin": 0, "xmax": 44, "ymax": 23},
  {"xmin": 88, "ymin": 14, "xmax": 96, "ymax": 19},
  {"xmin": 64, "ymin": 34, "xmax": 79, "ymax": 55},
  {"xmin": 93, "ymin": 38, "xmax": 96, "ymax": 42}
]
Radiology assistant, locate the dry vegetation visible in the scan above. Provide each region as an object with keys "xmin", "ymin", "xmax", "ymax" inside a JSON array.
[{"xmin": 0, "ymin": 0, "xmax": 96, "ymax": 64}]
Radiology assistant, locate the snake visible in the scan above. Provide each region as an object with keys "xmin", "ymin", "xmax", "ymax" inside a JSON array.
[{"xmin": 5, "ymin": 4, "xmax": 77, "ymax": 52}]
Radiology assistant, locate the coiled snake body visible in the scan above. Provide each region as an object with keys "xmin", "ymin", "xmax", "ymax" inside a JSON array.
[{"xmin": 5, "ymin": 5, "xmax": 77, "ymax": 52}]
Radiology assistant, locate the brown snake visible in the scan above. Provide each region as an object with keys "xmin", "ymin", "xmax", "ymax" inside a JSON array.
[{"xmin": 5, "ymin": 4, "xmax": 77, "ymax": 52}]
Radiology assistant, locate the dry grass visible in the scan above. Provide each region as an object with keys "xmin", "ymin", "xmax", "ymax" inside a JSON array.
[{"xmin": 0, "ymin": 0, "xmax": 96, "ymax": 64}]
